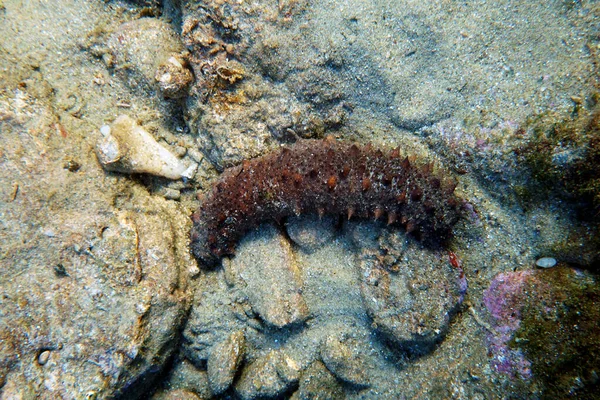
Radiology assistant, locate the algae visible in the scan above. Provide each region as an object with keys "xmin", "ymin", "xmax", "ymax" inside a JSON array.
[{"xmin": 510, "ymin": 267, "xmax": 600, "ymax": 399}]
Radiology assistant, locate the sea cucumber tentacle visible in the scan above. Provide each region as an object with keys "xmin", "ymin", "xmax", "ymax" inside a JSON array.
[{"xmin": 190, "ymin": 139, "xmax": 462, "ymax": 266}]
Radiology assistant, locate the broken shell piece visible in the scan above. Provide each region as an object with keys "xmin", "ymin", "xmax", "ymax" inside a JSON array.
[
  {"xmin": 155, "ymin": 54, "xmax": 194, "ymax": 99},
  {"xmin": 96, "ymin": 115, "xmax": 197, "ymax": 180}
]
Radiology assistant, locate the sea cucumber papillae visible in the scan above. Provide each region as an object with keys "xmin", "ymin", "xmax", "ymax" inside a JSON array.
[{"xmin": 191, "ymin": 138, "xmax": 462, "ymax": 266}]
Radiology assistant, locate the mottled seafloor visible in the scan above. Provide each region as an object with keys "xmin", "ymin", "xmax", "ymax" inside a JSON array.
[{"xmin": 1, "ymin": 0, "xmax": 599, "ymax": 399}]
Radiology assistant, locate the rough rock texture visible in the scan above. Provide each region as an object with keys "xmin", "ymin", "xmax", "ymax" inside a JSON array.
[
  {"xmin": 106, "ymin": 18, "xmax": 186, "ymax": 93},
  {"xmin": 286, "ymin": 214, "xmax": 337, "ymax": 252},
  {"xmin": 206, "ymin": 330, "xmax": 246, "ymax": 395},
  {"xmin": 0, "ymin": 89, "xmax": 192, "ymax": 399},
  {"xmin": 234, "ymin": 350, "xmax": 300, "ymax": 400},
  {"xmin": 358, "ymin": 230, "xmax": 467, "ymax": 355},
  {"xmin": 3, "ymin": 0, "xmax": 600, "ymax": 398},
  {"xmin": 290, "ymin": 361, "xmax": 345, "ymax": 400},
  {"xmin": 191, "ymin": 139, "xmax": 462, "ymax": 266},
  {"xmin": 0, "ymin": 2, "xmax": 196, "ymax": 398},
  {"xmin": 182, "ymin": 217, "xmax": 467, "ymax": 398},
  {"xmin": 483, "ymin": 266, "xmax": 600, "ymax": 398},
  {"xmin": 225, "ymin": 224, "xmax": 309, "ymax": 328}
]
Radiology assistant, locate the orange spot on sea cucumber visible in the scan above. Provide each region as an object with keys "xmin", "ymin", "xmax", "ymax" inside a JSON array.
[
  {"xmin": 362, "ymin": 177, "xmax": 371, "ymax": 191},
  {"xmin": 327, "ymin": 175, "xmax": 337, "ymax": 190}
]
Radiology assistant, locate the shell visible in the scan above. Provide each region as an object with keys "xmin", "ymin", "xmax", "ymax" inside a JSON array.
[{"xmin": 95, "ymin": 115, "xmax": 196, "ymax": 180}]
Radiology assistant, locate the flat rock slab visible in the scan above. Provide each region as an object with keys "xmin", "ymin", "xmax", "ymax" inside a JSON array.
[
  {"xmin": 358, "ymin": 231, "xmax": 467, "ymax": 355},
  {"xmin": 226, "ymin": 224, "xmax": 309, "ymax": 328}
]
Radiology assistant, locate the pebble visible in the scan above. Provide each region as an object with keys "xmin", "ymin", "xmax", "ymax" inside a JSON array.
[
  {"xmin": 535, "ymin": 257, "xmax": 557, "ymax": 268},
  {"xmin": 320, "ymin": 336, "xmax": 370, "ymax": 387},
  {"xmin": 207, "ymin": 330, "xmax": 246, "ymax": 395},
  {"xmin": 162, "ymin": 188, "xmax": 181, "ymax": 201},
  {"xmin": 155, "ymin": 55, "xmax": 194, "ymax": 99},
  {"xmin": 345, "ymin": 220, "xmax": 381, "ymax": 249},
  {"xmin": 37, "ymin": 350, "xmax": 50, "ymax": 365},
  {"xmin": 154, "ymin": 389, "xmax": 201, "ymax": 400},
  {"xmin": 358, "ymin": 232, "xmax": 465, "ymax": 355},
  {"xmin": 235, "ymin": 350, "xmax": 299, "ymax": 400},
  {"xmin": 107, "ymin": 18, "xmax": 185, "ymax": 91},
  {"xmin": 291, "ymin": 361, "xmax": 344, "ymax": 400}
]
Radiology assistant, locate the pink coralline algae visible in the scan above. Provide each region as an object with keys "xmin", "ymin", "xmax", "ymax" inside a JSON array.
[{"xmin": 482, "ymin": 271, "xmax": 537, "ymax": 380}]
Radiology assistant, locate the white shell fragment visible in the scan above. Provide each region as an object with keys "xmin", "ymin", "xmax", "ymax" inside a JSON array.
[
  {"xmin": 95, "ymin": 115, "xmax": 197, "ymax": 180},
  {"xmin": 535, "ymin": 257, "xmax": 557, "ymax": 269}
]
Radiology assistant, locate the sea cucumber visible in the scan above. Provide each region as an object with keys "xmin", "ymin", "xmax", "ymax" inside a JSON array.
[{"xmin": 190, "ymin": 138, "xmax": 462, "ymax": 266}]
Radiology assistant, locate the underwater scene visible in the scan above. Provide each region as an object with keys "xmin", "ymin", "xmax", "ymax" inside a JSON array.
[{"xmin": 0, "ymin": 0, "xmax": 599, "ymax": 398}]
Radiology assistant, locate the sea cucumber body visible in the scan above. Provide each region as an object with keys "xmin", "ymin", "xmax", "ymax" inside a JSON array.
[{"xmin": 191, "ymin": 139, "xmax": 462, "ymax": 266}]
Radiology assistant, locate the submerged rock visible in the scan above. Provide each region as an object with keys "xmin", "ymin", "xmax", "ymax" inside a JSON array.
[
  {"xmin": 320, "ymin": 335, "xmax": 370, "ymax": 387},
  {"xmin": 291, "ymin": 361, "xmax": 345, "ymax": 400},
  {"xmin": 226, "ymin": 224, "xmax": 309, "ymax": 328},
  {"xmin": 207, "ymin": 330, "xmax": 246, "ymax": 395},
  {"xmin": 107, "ymin": 18, "xmax": 185, "ymax": 93},
  {"xmin": 286, "ymin": 214, "xmax": 337, "ymax": 252},
  {"xmin": 234, "ymin": 350, "xmax": 300, "ymax": 400},
  {"xmin": 357, "ymin": 231, "xmax": 467, "ymax": 355},
  {"xmin": 483, "ymin": 266, "xmax": 600, "ymax": 398}
]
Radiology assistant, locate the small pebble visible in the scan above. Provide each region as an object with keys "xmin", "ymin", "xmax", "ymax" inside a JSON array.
[
  {"xmin": 38, "ymin": 350, "xmax": 50, "ymax": 365},
  {"xmin": 163, "ymin": 188, "xmax": 181, "ymax": 201},
  {"xmin": 535, "ymin": 257, "xmax": 557, "ymax": 268},
  {"xmin": 208, "ymin": 330, "xmax": 246, "ymax": 395}
]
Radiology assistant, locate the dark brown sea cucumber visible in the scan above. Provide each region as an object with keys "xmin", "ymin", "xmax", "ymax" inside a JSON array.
[{"xmin": 190, "ymin": 138, "xmax": 462, "ymax": 266}]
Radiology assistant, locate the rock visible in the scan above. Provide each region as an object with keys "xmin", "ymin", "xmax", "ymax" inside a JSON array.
[
  {"xmin": 320, "ymin": 336, "xmax": 370, "ymax": 387},
  {"xmin": 286, "ymin": 214, "xmax": 337, "ymax": 252},
  {"xmin": 107, "ymin": 18, "xmax": 185, "ymax": 92},
  {"xmin": 155, "ymin": 55, "xmax": 194, "ymax": 99},
  {"xmin": 226, "ymin": 224, "xmax": 309, "ymax": 328},
  {"xmin": 235, "ymin": 350, "xmax": 300, "ymax": 400},
  {"xmin": 482, "ymin": 270, "xmax": 535, "ymax": 380},
  {"xmin": 96, "ymin": 115, "xmax": 197, "ymax": 179},
  {"xmin": 181, "ymin": 271, "xmax": 248, "ymax": 366},
  {"xmin": 37, "ymin": 350, "xmax": 50, "ymax": 366},
  {"xmin": 483, "ymin": 266, "xmax": 600, "ymax": 399},
  {"xmin": 0, "ymin": 93, "xmax": 192, "ymax": 399},
  {"xmin": 207, "ymin": 330, "xmax": 246, "ymax": 395},
  {"xmin": 166, "ymin": 359, "xmax": 213, "ymax": 399},
  {"xmin": 357, "ymin": 231, "xmax": 466, "ymax": 355},
  {"xmin": 152, "ymin": 388, "xmax": 202, "ymax": 400},
  {"xmin": 345, "ymin": 220, "xmax": 382, "ymax": 249},
  {"xmin": 291, "ymin": 361, "xmax": 345, "ymax": 400}
]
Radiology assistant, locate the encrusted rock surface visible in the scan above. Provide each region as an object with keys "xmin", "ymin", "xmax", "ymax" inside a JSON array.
[
  {"xmin": 291, "ymin": 361, "xmax": 345, "ymax": 400},
  {"xmin": 106, "ymin": 18, "xmax": 185, "ymax": 93},
  {"xmin": 182, "ymin": 218, "xmax": 467, "ymax": 398},
  {"xmin": 0, "ymin": 89, "xmax": 192, "ymax": 399},
  {"xmin": 320, "ymin": 335, "xmax": 370, "ymax": 387},
  {"xmin": 2, "ymin": 0, "xmax": 600, "ymax": 398},
  {"xmin": 358, "ymin": 230, "xmax": 467, "ymax": 354},
  {"xmin": 207, "ymin": 330, "xmax": 246, "ymax": 395},
  {"xmin": 225, "ymin": 224, "xmax": 309, "ymax": 328},
  {"xmin": 234, "ymin": 350, "xmax": 301, "ymax": 400}
]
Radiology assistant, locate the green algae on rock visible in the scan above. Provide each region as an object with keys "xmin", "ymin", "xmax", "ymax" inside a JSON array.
[
  {"xmin": 511, "ymin": 266, "xmax": 600, "ymax": 399},
  {"xmin": 517, "ymin": 100, "xmax": 600, "ymax": 213}
]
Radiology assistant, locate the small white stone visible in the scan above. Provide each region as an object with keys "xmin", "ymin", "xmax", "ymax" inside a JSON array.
[
  {"xmin": 99, "ymin": 125, "xmax": 111, "ymax": 136},
  {"xmin": 535, "ymin": 257, "xmax": 557, "ymax": 268},
  {"xmin": 38, "ymin": 350, "xmax": 50, "ymax": 365}
]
